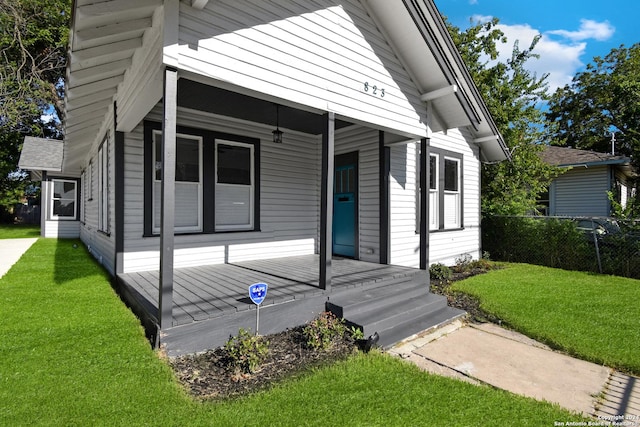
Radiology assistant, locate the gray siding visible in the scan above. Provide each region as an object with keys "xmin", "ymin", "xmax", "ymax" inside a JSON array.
[
  {"xmin": 79, "ymin": 120, "xmax": 116, "ymax": 275},
  {"xmin": 121, "ymin": 105, "xmax": 321, "ymax": 273},
  {"xmin": 553, "ymin": 166, "xmax": 611, "ymax": 217}
]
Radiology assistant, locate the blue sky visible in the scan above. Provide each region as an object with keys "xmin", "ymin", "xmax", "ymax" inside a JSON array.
[{"xmin": 435, "ymin": 0, "xmax": 637, "ymax": 93}]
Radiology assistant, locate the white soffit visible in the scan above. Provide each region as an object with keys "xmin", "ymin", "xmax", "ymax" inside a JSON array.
[{"xmin": 63, "ymin": 0, "xmax": 161, "ymax": 172}]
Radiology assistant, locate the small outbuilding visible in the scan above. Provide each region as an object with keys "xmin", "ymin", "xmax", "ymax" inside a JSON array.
[
  {"xmin": 18, "ymin": 137, "xmax": 80, "ymax": 238},
  {"xmin": 539, "ymin": 145, "xmax": 635, "ymax": 217}
]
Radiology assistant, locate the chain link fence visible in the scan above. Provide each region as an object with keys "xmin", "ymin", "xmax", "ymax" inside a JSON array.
[{"xmin": 482, "ymin": 216, "xmax": 640, "ymax": 279}]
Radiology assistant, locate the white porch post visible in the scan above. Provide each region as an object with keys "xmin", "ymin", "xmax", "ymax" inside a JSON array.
[{"xmin": 159, "ymin": 66, "xmax": 178, "ymax": 330}]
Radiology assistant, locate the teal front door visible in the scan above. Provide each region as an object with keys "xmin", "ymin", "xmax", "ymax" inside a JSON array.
[{"xmin": 333, "ymin": 153, "xmax": 358, "ymax": 258}]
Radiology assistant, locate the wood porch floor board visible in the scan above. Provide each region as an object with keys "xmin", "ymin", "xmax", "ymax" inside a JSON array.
[{"xmin": 117, "ymin": 255, "xmax": 423, "ymax": 328}]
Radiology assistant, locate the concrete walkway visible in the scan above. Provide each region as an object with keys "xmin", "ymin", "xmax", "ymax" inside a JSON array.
[
  {"xmin": 0, "ymin": 238, "xmax": 38, "ymax": 279},
  {"xmin": 390, "ymin": 321, "xmax": 640, "ymax": 422}
]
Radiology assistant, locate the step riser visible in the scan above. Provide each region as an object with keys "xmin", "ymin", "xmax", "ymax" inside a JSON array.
[
  {"xmin": 329, "ymin": 272, "xmax": 427, "ymax": 301},
  {"xmin": 327, "ymin": 284, "xmax": 430, "ymax": 318}
]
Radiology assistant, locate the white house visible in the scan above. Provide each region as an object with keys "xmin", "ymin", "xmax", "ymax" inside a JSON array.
[{"xmin": 20, "ymin": 0, "xmax": 508, "ymax": 353}]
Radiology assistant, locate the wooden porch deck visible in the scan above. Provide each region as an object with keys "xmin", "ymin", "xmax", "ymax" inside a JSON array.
[
  {"xmin": 118, "ymin": 255, "xmax": 422, "ymax": 327},
  {"xmin": 116, "ymin": 255, "xmax": 428, "ymax": 354}
]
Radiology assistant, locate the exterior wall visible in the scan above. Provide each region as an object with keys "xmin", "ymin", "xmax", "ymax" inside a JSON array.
[
  {"xmin": 122, "ymin": 108, "xmax": 488, "ymax": 272},
  {"xmin": 551, "ymin": 166, "xmax": 611, "ymax": 217},
  {"xmin": 175, "ymin": 0, "xmax": 427, "ymax": 138},
  {"xmin": 389, "ymin": 128, "xmax": 482, "ymax": 268},
  {"xmin": 78, "ymin": 109, "xmax": 117, "ymax": 275},
  {"xmin": 121, "ymin": 105, "xmax": 322, "ymax": 273}
]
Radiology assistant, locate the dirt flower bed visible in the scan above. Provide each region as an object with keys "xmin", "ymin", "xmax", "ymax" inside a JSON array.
[
  {"xmin": 430, "ymin": 265, "xmax": 501, "ymax": 323},
  {"xmin": 169, "ymin": 324, "xmax": 359, "ymax": 400}
]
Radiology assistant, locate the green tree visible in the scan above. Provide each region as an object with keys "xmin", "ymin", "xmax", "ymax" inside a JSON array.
[
  {"xmin": 546, "ymin": 43, "xmax": 640, "ymax": 217},
  {"xmin": 446, "ymin": 17, "xmax": 561, "ymax": 215},
  {"xmin": 0, "ymin": 0, "xmax": 70, "ymax": 220}
]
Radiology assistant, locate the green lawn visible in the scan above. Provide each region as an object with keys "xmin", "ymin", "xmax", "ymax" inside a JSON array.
[
  {"xmin": 452, "ymin": 263, "xmax": 640, "ymax": 375},
  {"xmin": 0, "ymin": 240, "xmax": 579, "ymax": 426},
  {"xmin": 0, "ymin": 223, "xmax": 40, "ymax": 239}
]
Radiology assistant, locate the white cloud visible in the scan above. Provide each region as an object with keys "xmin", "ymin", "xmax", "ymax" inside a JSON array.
[
  {"xmin": 470, "ymin": 14, "xmax": 493, "ymax": 24},
  {"xmin": 547, "ymin": 19, "xmax": 615, "ymax": 42},
  {"xmin": 494, "ymin": 23, "xmax": 586, "ymax": 92},
  {"xmin": 473, "ymin": 18, "xmax": 614, "ymax": 92}
]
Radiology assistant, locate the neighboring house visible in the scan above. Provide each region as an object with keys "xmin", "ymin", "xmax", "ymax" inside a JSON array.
[
  {"xmin": 20, "ymin": 0, "xmax": 509, "ymax": 352},
  {"xmin": 539, "ymin": 145, "xmax": 635, "ymax": 217},
  {"xmin": 18, "ymin": 137, "xmax": 80, "ymax": 238}
]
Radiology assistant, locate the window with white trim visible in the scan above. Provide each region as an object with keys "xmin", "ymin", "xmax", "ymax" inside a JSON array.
[
  {"xmin": 98, "ymin": 137, "xmax": 109, "ymax": 232},
  {"xmin": 80, "ymin": 170, "xmax": 86, "ymax": 223},
  {"xmin": 215, "ymin": 140, "xmax": 254, "ymax": 231},
  {"xmin": 153, "ymin": 131, "xmax": 203, "ymax": 233},
  {"xmin": 443, "ymin": 157, "xmax": 461, "ymax": 229},
  {"xmin": 416, "ymin": 147, "xmax": 463, "ymax": 231},
  {"xmin": 429, "ymin": 154, "xmax": 439, "ymax": 230},
  {"xmin": 87, "ymin": 161, "xmax": 93, "ymax": 201},
  {"xmin": 51, "ymin": 179, "xmax": 77, "ymax": 220}
]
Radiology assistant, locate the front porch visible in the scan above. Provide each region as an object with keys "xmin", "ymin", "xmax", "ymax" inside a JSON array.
[{"xmin": 116, "ymin": 255, "xmax": 463, "ymax": 356}]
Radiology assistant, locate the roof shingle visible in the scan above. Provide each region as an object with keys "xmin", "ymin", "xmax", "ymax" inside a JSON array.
[
  {"xmin": 539, "ymin": 145, "xmax": 630, "ymax": 167},
  {"xmin": 18, "ymin": 136, "xmax": 64, "ymax": 172}
]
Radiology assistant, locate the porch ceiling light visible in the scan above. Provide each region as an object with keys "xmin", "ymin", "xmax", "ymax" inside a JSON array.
[{"xmin": 272, "ymin": 104, "xmax": 283, "ymax": 144}]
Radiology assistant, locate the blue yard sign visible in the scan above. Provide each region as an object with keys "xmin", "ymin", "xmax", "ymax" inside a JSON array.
[
  {"xmin": 248, "ymin": 283, "xmax": 268, "ymax": 335},
  {"xmin": 248, "ymin": 283, "xmax": 268, "ymax": 305}
]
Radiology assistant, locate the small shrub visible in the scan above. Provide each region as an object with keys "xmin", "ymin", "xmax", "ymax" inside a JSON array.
[
  {"xmin": 348, "ymin": 325, "xmax": 365, "ymax": 341},
  {"xmin": 429, "ymin": 263, "xmax": 452, "ymax": 281},
  {"xmin": 224, "ymin": 328, "xmax": 269, "ymax": 374},
  {"xmin": 453, "ymin": 253, "xmax": 473, "ymax": 273},
  {"xmin": 302, "ymin": 312, "xmax": 346, "ymax": 350},
  {"xmin": 469, "ymin": 258, "xmax": 495, "ymax": 271}
]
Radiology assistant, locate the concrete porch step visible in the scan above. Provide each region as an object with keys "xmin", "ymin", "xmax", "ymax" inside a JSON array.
[
  {"xmin": 349, "ymin": 291, "xmax": 448, "ymax": 336},
  {"xmin": 376, "ymin": 306, "xmax": 466, "ymax": 348},
  {"xmin": 326, "ymin": 276, "xmax": 430, "ymax": 318},
  {"xmin": 326, "ymin": 275, "xmax": 466, "ymax": 349}
]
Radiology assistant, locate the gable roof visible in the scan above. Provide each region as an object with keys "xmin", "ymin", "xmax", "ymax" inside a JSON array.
[
  {"xmin": 63, "ymin": 0, "xmax": 509, "ymax": 171},
  {"xmin": 18, "ymin": 137, "xmax": 64, "ymax": 172},
  {"xmin": 540, "ymin": 145, "xmax": 635, "ymax": 177}
]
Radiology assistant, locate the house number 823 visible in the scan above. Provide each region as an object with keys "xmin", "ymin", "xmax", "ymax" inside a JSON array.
[{"xmin": 364, "ymin": 82, "xmax": 385, "ymax": 98}]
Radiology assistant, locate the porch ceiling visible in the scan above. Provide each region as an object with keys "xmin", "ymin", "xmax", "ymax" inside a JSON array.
[{"xmin": 178, "ymin": 80, "xmax": 353, "ymax": 135}]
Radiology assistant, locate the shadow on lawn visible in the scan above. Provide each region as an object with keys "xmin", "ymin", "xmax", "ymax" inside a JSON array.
[{"xmin": 53, "ymin": 238, "xmax": 108, "ymax": 284}]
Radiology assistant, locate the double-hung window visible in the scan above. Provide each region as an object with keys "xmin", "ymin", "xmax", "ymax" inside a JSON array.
[
  {"xmin": 145, "ymin": 121, "xmax": 260, "ymax": 235},
  {"xmin": 51, "ymin": 179, "xmax": 77, "ymax": 220},
  {"xmin": 98, "ymin": 137, "xmax": 109, "ymax": 232},
  {"xmin": 215, "ymin": 140, "xmax": 254, "ymax": 231},
  {"xmin": 443, "ymin": 157, "xmax": 461, "ymax": 229},
  {"xmin": 153, "ymin": 131, "xmax": 203, "ymax": 233},
  {"xmin": 429, "ymin": 154, "xmax": 439, "ymax": 230},
  {"xmin": 416, "ymin": 146, "xmax": 463, "ymax": 231}
]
